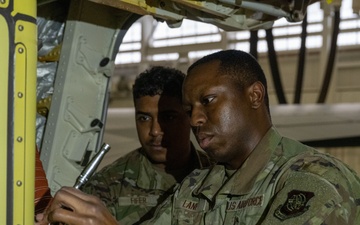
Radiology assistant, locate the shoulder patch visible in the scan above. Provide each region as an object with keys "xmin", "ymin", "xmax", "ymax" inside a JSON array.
[{"xmin": 274, "ymin": 190, "xmax": 314, "ymax": 221}]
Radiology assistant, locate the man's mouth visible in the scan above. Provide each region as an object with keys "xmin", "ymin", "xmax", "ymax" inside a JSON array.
[
  {"xmin": 149, "ymin": 142, "xmax": 165, "ymax": 151},
  {"xmin": 197, "ymin": 133, "xmax": 213, "ymax": 150}
]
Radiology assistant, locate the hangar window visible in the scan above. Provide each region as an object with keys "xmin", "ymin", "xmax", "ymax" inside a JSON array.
[
  {"xmin": 115, "ymin": 0, "xmax": 360, "ymax": 65},
  {"xmin": 150, "ymin": 53, "xmax": 179, "ymax": 61},
  {"xmin": 116, "ymin": 22, "xmax": 142, "ymax": 64},
  {"xmin": 152, "ymin": 19, "xmax": 220, "ymax": 48},
  {"xmin": 188, "ymin": 49, "xmax": 221, "ymax": 60}
]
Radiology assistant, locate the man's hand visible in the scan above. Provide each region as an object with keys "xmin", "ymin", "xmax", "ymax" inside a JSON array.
[{"xmin": 35, "ymin": 186, "xmax": 119, "ymax": 225}]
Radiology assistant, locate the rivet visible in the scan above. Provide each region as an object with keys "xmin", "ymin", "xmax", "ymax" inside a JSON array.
[
  {"xmin": 0, "ymin": 0, "xmax": 5, "ymax": 4},
  {"xmin": 18, "ymin": 48, "xmax": 24, "ymax": 53},
  {"xmin": 99, "ymin": 57, "xmax": 110, "ymax": 67},
  {"xmin": 16, "ymin": 180, "xmax": 22, "ymax": 186},
  {"xmin": 17, "ymin": 92, "xmax": 23, "ymax": 98},
  {"xmin": 17, "ymin": 136, "xmax": 23, "ymax": 142},
  {"xmin": 90, "ymin": 118, "xmax": 103, "ymax": 128},
  {"xmin": 18, "ymin": 25, "xmax": 24, "ymax": 31}
]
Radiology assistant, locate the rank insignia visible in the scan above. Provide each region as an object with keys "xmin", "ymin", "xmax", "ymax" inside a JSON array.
[{"xmin": 274, "ymin": 190, "xmax": 314, "ymax": 221}]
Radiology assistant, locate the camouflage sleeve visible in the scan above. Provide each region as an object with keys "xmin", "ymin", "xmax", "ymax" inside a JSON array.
[
  {"xmin": 259, "ymin": 171, "xmax": 357, "ymax": 225},
  {"xmin": 139, "ymin": 187, "xmax": 177, "ymax": 225},
  {"xmin": 82, "ymin": 171, "xmax": 110, "ymax": 198},
  {"xmin": 81, "ymin": 155, "xmax": 128, "ymax": 205},
  {"xmin": 81, "ymin": 171, "xmax": 118, "ymax": 216}
]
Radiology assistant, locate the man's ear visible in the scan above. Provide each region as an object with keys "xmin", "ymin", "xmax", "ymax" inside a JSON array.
[{"xmin": 249, "ymin": 81, "xmax": 265, "ymax": 109}]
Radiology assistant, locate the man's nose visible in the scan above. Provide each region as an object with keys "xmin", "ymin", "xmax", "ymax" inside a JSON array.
[
  {"xmin": 150, "ymin": 120, "xmax": 163, "ymax": 136},
  {"xmin": 190, "ymin": 106, "xmax": 207, "ymax": 127}
]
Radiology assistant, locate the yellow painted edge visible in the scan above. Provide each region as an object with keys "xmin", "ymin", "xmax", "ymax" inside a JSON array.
[
  {"xmin": 13, "ymin": 0, "xmax": 37, "ymax": 223},
  {"xmin": 0, "ymin": 15, "xmax": 9, "ymax": 225}
]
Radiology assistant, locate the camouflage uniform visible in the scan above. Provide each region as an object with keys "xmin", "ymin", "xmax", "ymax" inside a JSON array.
[
  {"xmin": 144, "ymin": 127, "xmax": 360, "ymax": 225},
  {"xmin": 82, "ymin": 144, "xmax": 213, "ymax": 225}
]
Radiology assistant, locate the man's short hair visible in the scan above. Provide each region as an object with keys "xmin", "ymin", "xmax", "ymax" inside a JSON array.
[
  {"xmin": 133, "ymin": 66, "xmax": 186, "ymax": 100},
  {"xmin": 188, "ymin": 49, "xmax": 269, "ymax": 112}
]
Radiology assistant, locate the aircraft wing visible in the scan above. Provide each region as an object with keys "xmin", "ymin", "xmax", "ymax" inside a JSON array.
[{"xmin": 88, "ymin": 0, "xmax": 316, "ymax": 30}]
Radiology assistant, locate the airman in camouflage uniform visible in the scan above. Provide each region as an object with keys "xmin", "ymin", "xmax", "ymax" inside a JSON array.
[
  {"xmin": 81, "ymin": 66, "xmax": 213, "ymax": 224},
  {"xmin": 141, "ymin": 50, "xmax": 360, "ymax": 225},
  {"xmin": 82, "ymin": 145, "xmax": 211, "ymax": 224},
  {"xmin": 144, "ymin": 127, "xmax": 360, "ymax": 224}
]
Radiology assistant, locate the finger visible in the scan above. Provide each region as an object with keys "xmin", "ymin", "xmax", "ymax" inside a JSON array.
[
  {"xmin": 47, "ymin": 207, "xmax": 80, "ymax": 225},
  {"xmin": 47, "ymin": 205, "xmax": 107, "ymax": 225},
  {"xmin": 34, "ymin": 212, "xmax": 49, "ymax": 225},
  {"xmin": 35, "ymin": 212, "xmax": 44, "ymax": 222},
  {"xmin": 61, "ymin": 186, "xmax": 101, "ymax": 203},
  {"xmin": 45, "ymin": 186, "xmax": 114, "ymax": 225},
  {"xmin": 49, "ymin": 187, "xmax": 93, "ymax": 212}
]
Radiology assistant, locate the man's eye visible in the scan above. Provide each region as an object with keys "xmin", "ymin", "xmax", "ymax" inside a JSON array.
[
  {"xmin": 202, "ymin": 96, "xmax": 215, "ymax": 105},
  {"xmin": 161, "ymin": 114, "xmax": 177, "ymax": 122},
  {"xmin": 137, "ymin": 115, "xmax": 150, "ymax": 121},
  {"xmin": 183, "ymin": 107, "xmax": 192, "ymax": 117},
  {"xmin": 185, "ymin": 110, "xmax": 192, "ymax": 117}
]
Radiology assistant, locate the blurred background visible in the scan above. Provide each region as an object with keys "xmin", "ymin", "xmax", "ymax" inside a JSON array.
[{"xmin": 101, "ymin": 0, "xmax": 360, "ymax": 173}]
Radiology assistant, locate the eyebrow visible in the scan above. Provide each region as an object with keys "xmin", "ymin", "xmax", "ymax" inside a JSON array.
[
  {"xmin": 135, "ymin": 111, "xmax": 151, "ymax": 116},
  {"xmin": 158, "ymin": 109, "xmax": 180, "ymax": 114}
]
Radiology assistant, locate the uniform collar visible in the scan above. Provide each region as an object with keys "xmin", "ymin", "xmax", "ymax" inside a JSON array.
[
  {"xmin": 137, "ymin": 144, "xmax": 211, "ymax": 190},
  {"xmin": 136, "ymin": 149, "xmax": 176, "ymax": 190},
  {"xmin": 194, "ymin": 127, "xmax": 282, "ymax": 201}
]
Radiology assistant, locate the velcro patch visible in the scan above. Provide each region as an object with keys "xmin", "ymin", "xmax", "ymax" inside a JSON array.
[
  {"xmin": 118, "ymin": 195, "xmax": 159, "ymax": 206},
  {"xmin": 178, "ymin": 199, "xmax": 206, "ymax": 212},
  {"xmin": 227, "ymin": 195, "xmax": 264, "ymax": 211},
  {"xmin": 274, "ymin": 190, "xmax": 314, "ymax": 221},
  {"xmin": 180, "ymin": 200, "xmax": 201, "ymax": 211}
]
